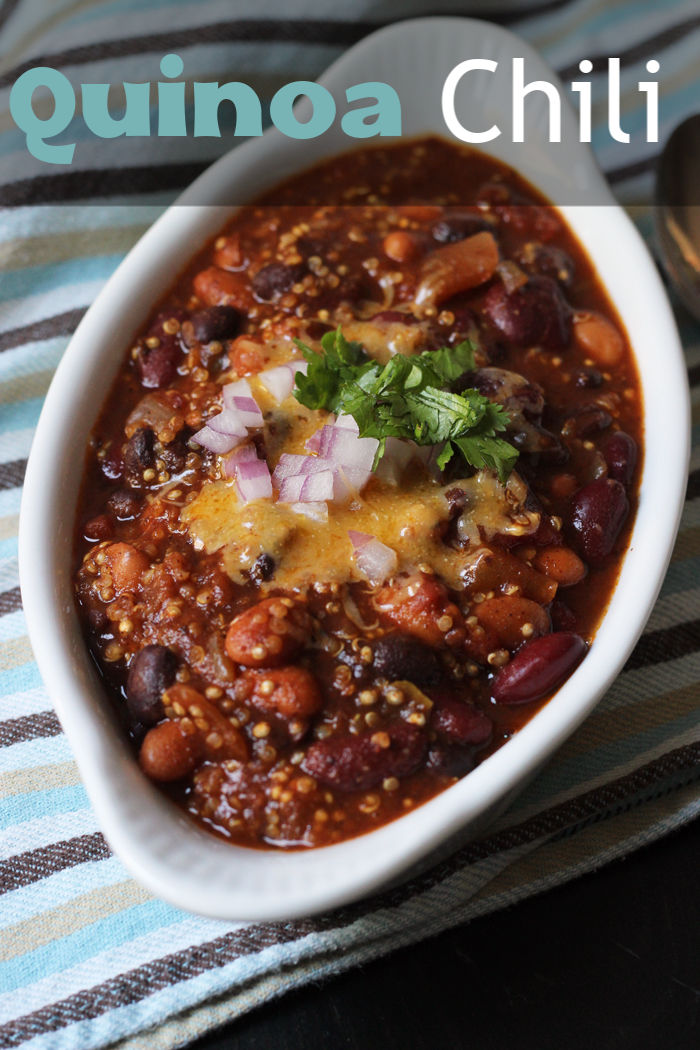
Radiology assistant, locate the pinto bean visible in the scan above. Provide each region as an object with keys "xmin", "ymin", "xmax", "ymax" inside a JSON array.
[
  {"xmin": 162, "ymin": 684, "xmax": 248, "ymax": 762},
  {"xmin": 194, "ymin": 267, "xmax": 253, "ymax": 310},
  {"xmin": 301, "ymin": 720, "xmax": 426, "ymax": 791},
  {"xmin": 245, "ymin": 666, "xmax": 322, "ymax": 720},
  {"xmin": 604, "ymin": 431, "xmax": 638, "ymax": 485},
  {"xmin": 474, "ymin": 596, "xmax": 550, "ymax": 651},
  {"xmin": 230, "ymin": 335, "xmax": 265, "ymax": 376},
  {"xmin": 462, "ymin": 549, "xmax": 558, "ymax": 605},
  {"xmin": 491, "ymin": 632, "xmax": 587, "ymax": 704},
  {"xmin": 375, "ymin": 575, "xmax": 462, "ymax": 648},
  {"xmin": 127, "ymin": 645, "xmax": 177, "ymax": 726},
  {"xmin": 225, "ymin": 597, "xmax": 313, "ymax": 668},
  {"xmin": 573, "ymin": 313, "xmax": 624, "ymax": 367},
  {"xmin": 383, "ymin": 231, "xmax": 418, "ymax": 263},
  {"xmin": 104, "ymin": 542, "xmax": 149, "ymax": 594},
  {"xmin": 533, "ymin": 546, "xmax": 586, "ymax": 587},
  {"xmin": 139, "ymin": 720, "xmax": 198, "ymax": 781},
  {"xmin": 415, "ymin": 231, "xmax": 499, "ymax": 307},
  {"xmin": 570, "ymin": 478, "xmax": 629, "ymax": 566}
]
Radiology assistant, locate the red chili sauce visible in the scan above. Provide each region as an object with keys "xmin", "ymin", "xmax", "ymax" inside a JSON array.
[{"xmin": 73, "ymin": 138, "xmax": 642, "ymax": 849}]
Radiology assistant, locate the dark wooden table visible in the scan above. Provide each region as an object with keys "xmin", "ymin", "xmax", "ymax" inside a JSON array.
[{"xmin": 192, "ymin": 818, "xmax": 699, "ymax": 1050}]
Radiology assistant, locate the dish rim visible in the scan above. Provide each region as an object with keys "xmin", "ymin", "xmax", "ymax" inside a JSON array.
[{"xmin": 18, "ymin": 16, "xmax": 690, "ymax": 920}]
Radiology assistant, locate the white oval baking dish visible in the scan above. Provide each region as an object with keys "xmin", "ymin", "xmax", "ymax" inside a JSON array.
[{"xmin": 19, "ymin": 17, "xmax": 689, "ymax": 920}]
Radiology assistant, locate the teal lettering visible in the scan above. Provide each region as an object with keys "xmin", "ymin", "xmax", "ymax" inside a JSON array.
[
  {"xmin": 82, "ymin": 83, "xmax": 150, "ymax": 137},
  {"xmin": 193, "ymin": 82, "xmax": 263, "ymax": 137},
  {"xmin": 158, "ymin": 54, "xmax": 186, "ymax": 136},
  {"xmin": 270, "ymin": 81, "xmax": 335, "ymax": 140},
  {"xmin": 10, "ymin": 67, "xmax": 76, "ymax": 164},
  {"xmin": 341, "ymin": 82, "xmax": 401, "ymax": 138}
]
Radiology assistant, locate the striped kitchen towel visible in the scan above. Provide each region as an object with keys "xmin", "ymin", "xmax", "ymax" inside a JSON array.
[{"xmin": 0, "ymin": 1, "xmax": 699, "ymax": 1048}]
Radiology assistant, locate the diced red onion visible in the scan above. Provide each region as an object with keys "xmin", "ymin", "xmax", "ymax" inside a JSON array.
[
  {"xmin": 348, "ymin": 530, "xmax": 398, "ymax": 584},
  {"xmin": 222, "ymin": 378, "xmax": 253, "ymax": 406},
  {"xmin": 207, "ymin": 408, "xmax": 248, "ymax": 437},
  {"xmin": 259, "ymin": 359, "xmax": 308, "ymax": 404},
  {"xmin": 375, "ymin": 437, "xmax": 418, "ymax": 484},
  {"xmin": 317, "ymin": 426, "xmax": 378, "ymax": 471},
  {"xmin": 334, "ymin": 414, "xmax": 360, "ymax": 434},
  {"xmin": 234, "ymin": 457, "xmax": 272, "ymax": 503},
  {"xmin": 273, "ymin": 453, "xmax": 333, "ymax": 484},
  {"xmin": 277, "ymin": 474, "xmax": 306, "ymax": 502},
  {"xmin": 229, "ymin": 395, "xmax": 263, "ymax": 428},
  {"xmin": 290, "ymin": 501, "xmax": 328, "ymax": 523},
  {"xmin": 223, "ymin": 443, "xmax": 258, "ymax": 477},
  {"xmin": 192, "ymin": 425, "xmax": 244, "ymax": 455},
  {"xmin": 299, "ymin": 470, "xmax": 335, "ymax": 502}
]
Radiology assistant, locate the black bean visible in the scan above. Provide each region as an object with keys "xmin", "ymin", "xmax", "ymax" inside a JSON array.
[
  {"xmin": 123, "ymin": 428, "xmax": 155, "ymax": 479},
  {"xmin": 251, "ymin": 262, "xmax": 307, "ymax": 301},
  {"xmin": 574, "ymin": 367, "xmax": 604, "ymax": 389},
  {"xmin": 136, "ymin": 340, "xmax": 180, "ymax": 389},
  {"xmin": 517, "ymin": 243, "xmax": 575, "ymax": 287},
  {"xmin": 432, "ymin": 211, "xmax": 491, "ymax": 243},
  {"xmin": 126, "ymin": 645, "xmax": 177, "ymax": 726},
  {"xmin": 107, "ymin": 489, "xmax": 142, "ymax": 520},
  {"xmin": 250, "ymin": 553, "xmax": 275, "ymax": 586},
  {"xmin": 372, "ymin": 635, "xmax": 442, "ymax": 687},
  {"xmin": 191, "ymin": 305, "xmax": 242, "ymax": 344}
]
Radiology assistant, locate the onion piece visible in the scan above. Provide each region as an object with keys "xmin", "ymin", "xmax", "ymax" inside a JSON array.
[
  {"xmin": 334, "ymin": 414, "xmax": 360, "ymax": 434},
  {"xmin": 273, "ymin": 453, "xmax": 333, "ymax": 484},
  {"xmin": 235, "ymin": 457, "xmax": 272, "ymax": 502},
  {"xmin": 259, "ymin": 359, "xmax": 309, "ymax": 404},
  {"xmin": 222, "ymin": 443, "xmax": 257, "ymax": 477},
  {"xmin": 348, "ymin": 531, "xmax": 398, "ymax": 584},
  {"xmin": 222, "ymin": 378, "xmax": 253, "ymax": 406},
  {"xmin": 299, "ymin": 470, "xmax": 335, "ymax": 502},
  {"xmin": 317, "ymin": 426, "xmax": 378, "ymax": 471},
  {"xmin": 375, "ymin": 436, "xmax": 418, "ymax": 484},
  {"xmin": 290, "ymin": 501, "xmax": 328, "ymax": 523},
  {"xmin": 277, "ymin": 474, "xmax": 306, "ymax": 502},
  {"xmin": 192, "ymin": 425, "xmax": 244, "ymax": 455},
  {"xmin": 206, "ymin": 408, "xmax": 248, "ymax": 437},
  {"xmin": 229, "ymin": 395, "xmax": 263, "ymax": 428}
]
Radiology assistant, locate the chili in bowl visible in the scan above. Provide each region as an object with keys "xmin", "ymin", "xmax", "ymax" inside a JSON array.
[{"xmin": 19, "ymin": 18, "xmax": 689, "ymax": 919}]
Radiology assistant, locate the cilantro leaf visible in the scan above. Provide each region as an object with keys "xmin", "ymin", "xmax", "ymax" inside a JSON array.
[{"xmin": 293, "ymin": 328, "xmax": 518, "ymax": 480}]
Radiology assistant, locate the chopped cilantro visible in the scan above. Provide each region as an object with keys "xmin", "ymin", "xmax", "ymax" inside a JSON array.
[{"xmin": 293, "ymin": 328, "xmax": 518, "ymax": 482}]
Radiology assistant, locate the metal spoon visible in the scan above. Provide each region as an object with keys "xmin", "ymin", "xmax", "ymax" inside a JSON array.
[{"xmin": 654, "ymin": 114, "xmax": 700, "ymax": 322}]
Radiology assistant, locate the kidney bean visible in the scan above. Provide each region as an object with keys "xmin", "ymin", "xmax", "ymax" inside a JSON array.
[
  {"xmin": 137, "ymin": 339, "xmax": 180, "ymax": 389},
  {"xmin": 573, "ymin": 313, "xmax": 624, "ymax": 367},
  {"xmin": 372, "ymin": 634, "xmax": 442, "ymax": 687},
  {"xmin": 191, "ymin": 305, "xmax": 242, "ymax": 344},
  {"xmin": 139, "ymin": 720, "xmax": 198, "ymax": 781},
  {"xmin": 432, "ymin": 697, "xmax": 493, "ymax": 746},
  {"xmin": 533, "ymin": 546, "xmax": 586, "ymax": 587},
  {"xmin": 604, "ymin": 431, "xmax": 638, "ymax": 485},
  {"xmin": 127, "ymin": 644, "xmax": 177, "ymax": 726},
  {"xmin": 225, "ymin": 597, "xmax": 313, "ymax": 668},
  {"xmin": 244, "ymin": 666, "xmax": 322, "ymax": 720},
  {"xmin": 474, "ymin": 595, "xmax": 550, "ymax": 651},
  {"xmin": 550, "ymin": 599, "xmax": 577, "ymax": 632},
  {"xmin": 431, "ymin": 211, "xmax": 491, "ymax": 243},
  {"xmin": 570, "ymin": 478, "xmax": 629, "ymax": 566},
  {"xmin": 212, "ymin": 234, "xmax": 244, "ymax": 270},
  {"xmin": 491, "ymin": 632, "xmax": 587, "ymax": 704},
  {"xmin": 301, "ymin": 720, "xmax": 426, "ymax": 791},
  {"xmin": 104, "ymin": 542, "xmax": 149, "ymax": 594},
  {"xmin": 100, "ymin": 442, "xmax": 123, "ymax": 481},
  {"xmin": 251, "ymin": 262, "xmax": 306, "ymax": 301},
  {"xmin": 484, "ymin": 276, "xmax": 572, "ymax": 350}
]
